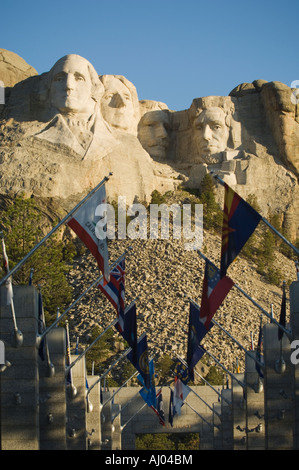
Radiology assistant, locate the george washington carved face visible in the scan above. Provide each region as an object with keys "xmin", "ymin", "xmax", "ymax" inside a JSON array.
[{"xmin": 48, "ymin": 55, "xmax": 101, "ymax": 116}]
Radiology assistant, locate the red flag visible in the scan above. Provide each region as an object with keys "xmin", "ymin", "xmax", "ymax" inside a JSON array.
[
  {"xmin": 200, "ymin": 258, "xmax": 234, "ymax": 329},
  {"xmin": 67, "ymin": 184, "xmax": 109, "ymax": 282}
]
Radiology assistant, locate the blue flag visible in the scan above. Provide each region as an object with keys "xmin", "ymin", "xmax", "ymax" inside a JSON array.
[
  {"xmin": 187, "ymin": 302, "xmax": 212, "ymax": 381},
  {"xmin": 221, "ymin": 183, "xmax": 261, "ymax": 277},
  {"xmin": 117, "ymin": 302, "xmax": 138, "ymax": 365},
  {"xmin": 138, "ymin": 358, "xmax": 156, "ymax": 408},
  {"xmin": 127, "ymin": 334, "xmax": 150, "ymax": 389}
]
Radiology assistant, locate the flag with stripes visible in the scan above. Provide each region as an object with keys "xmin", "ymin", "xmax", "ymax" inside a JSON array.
[
  {"xmin": 67, "ymin": 184, "xmax": 110, "ymax": 283},
  {"xmin": 98, "ymin": 256, "xmax": 125, "ymax": 331}
]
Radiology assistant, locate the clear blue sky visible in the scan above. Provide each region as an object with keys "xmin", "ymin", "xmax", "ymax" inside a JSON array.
[{"xmin": 1, "ymin": 0, "xmax": 298, "ymax": 111}]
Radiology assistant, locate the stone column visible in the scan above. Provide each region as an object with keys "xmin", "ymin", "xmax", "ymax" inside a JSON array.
[
  {"xmin": 39, "ymin": 327, "xmax": 67, "ymax": 450},
  {"xmin": 290, "ymin": 280, "xmax": 299, "ymax": 449},
  {"xmin": 245, "ymin": 351, "xmax": 265, "ymax": 450},
  {"xmin": 86, "ymin": 375, "xmax": 101, "ymax": 450},
  {"xmin": 232, "ymin": 373, "xmax": 246, "ymax": 449},
  {"xmin": 263, "ymin": 323, "xmax": 293, "ymax": 450},
  {"xmin": 111, "ymin": 403, "xmax": 122, "ymax": 450},
  {"xmin": 212, "ymin": 402, "xmax": 222, "ymax": 449},
  {"xmin": 66, "ymin": 355, "xmax": 87, "ymax": 450},
  {"xmin": 0, "ymin": 286, "xmax": 39, "ymax": 450},
  {"xmin": 101, "ymin": 390, "xmax": 112, "ymax": 450},
  {"xmin": 221, "ymin": 388, "xmax": 233, "ymax": 449}
]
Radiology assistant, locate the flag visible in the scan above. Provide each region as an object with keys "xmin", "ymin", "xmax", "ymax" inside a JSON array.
[
  {"xmin": 1, "ymin": 237, "xmax": 13, "ymax": 306},
  {"xmin": 278, "ymin": 283, "xmax": 286, "ymax": 341},
  {"xmin": 138, "ymin": 358, "xmax": 156, "ymax": 408},
  {"xmin": 168, "ymin": 389, "xmax": 175, "ymax": 427},
  {"xmin": 156, "ymin": 388, "xmax": 166, "ymax": 426},
  {"xmin": 38, "ymin": 290, "xmax": 46, "ymax": 361},
  {"xmin": 221, "ymin": 183, "xmax": 261, "ymax": 277},
  {"xmin": 175, "ymin": 359, "xmax": 191, "ymax": 385},
  {"xmin": 200, "ymin": 259, "xmax": 234, "ymax": 329},
  {"xmin": 187, "ymin": 302, "xmax": 211, "ymax": 381},
  {"xmin": 28, "ymin": 268, "xmax": 34, "ymax": 286},
  {"xmin": 117, "ymin": 302, "xmax": 137, "ymax": 364},
  {"xmin": 127, "ymin": 334, "xmax": 150, "ymax": 389},
  {"xmin": 67, "ymin": 184, "xmax": 110, "ymax": 282},
  {"xmin": 138, "ymin": 359, "xmax": 164, "ymax": 425},
  {"xmin": 98, "ymin": 256, "xmax": 125, "ymax": 331},
  {"xmin": 255, "ymin": 319, "xmax": 264, "ymax": 379},
  {"xmin": 173, "ymin": 375, "xmax": 190, "ymax": 415},
  {"xmin": 75, "ymin": 337, "xmax": 79, "ymax": 354}
]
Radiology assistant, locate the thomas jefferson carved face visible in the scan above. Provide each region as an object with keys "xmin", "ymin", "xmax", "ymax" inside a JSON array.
[
  {"xmin": 138, "ymin": 110, "xmax": 170, "ymax": 160},
  {"xmin": 100, "ymin": 75, "xmax": 137, "ymax": 132},
  {"xmin": 193, "ymin": 107, "xmax": 229, "ymax": 158},
  {"xmin": 49, "ymin": 55, "xmax": 97, "ymax": 116}
]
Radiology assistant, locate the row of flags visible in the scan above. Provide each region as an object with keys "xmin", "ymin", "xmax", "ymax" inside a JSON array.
[{"xmin": 0, "ymin": 175, "xmax": 295, "ymax": 428}]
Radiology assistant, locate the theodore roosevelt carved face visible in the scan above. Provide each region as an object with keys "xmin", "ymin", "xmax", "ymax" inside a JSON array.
[
  {"xmin": 193, "ymin": 107, "xmax": 229, "ymax": 161},
  {"xmin": 138, "ymin": 110, "xmax": 171, "ymax": 160}
]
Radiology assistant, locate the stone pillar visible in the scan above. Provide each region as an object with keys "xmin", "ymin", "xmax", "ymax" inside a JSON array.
[
  {"xmin": 212, "ymin": 402, "xmax": 222, "ymax": 449},
  {"xmin": 86, "ymin": 375, "xmax": 101, "ymax": 450},
  {"xmin": 66, "ymin": 355, "xmax": 87, "ymax": 450},
  {"xmin": 111, "ymin": 403, "xmax": 122, "ymax": 450},
  {"xmin": 221, "ymin": 388, "xmax": 233, "ymax": 449},
  {"xmin": 245, "ymin": 351, "xmax": 265, "ymax": 450},
  {"xmin": 263, "ymin": 323, "xmax": 293, "ymax": 450},
  {"xmin": 232, "ymin": 373, "xmax": 246, "ymax": 449},
  {"xmin": 39, "ymin": 327, "xmax": 67, "ymax": 450},
  {"xmin": 0, "ymin": 286, "xmax": 39, "ymax": 450},
  {"xmin": 101, "ymin": 390, "xmax": 112, "ymax": 450},
  {"xmin": 290, "ymin": 281, "xmax": 299, "ymax": 449}
]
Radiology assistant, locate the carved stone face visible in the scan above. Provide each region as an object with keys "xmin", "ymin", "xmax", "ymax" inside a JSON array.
[
  {"xmin": 138, "ymin": 111, "xmax": 170, "ymax": 159},
  {"xmin": 49, "ymin": 56, "xmax": 95, "ymax": 115},
  {"xmin": 193, "ymin": 107, "xmax": 229, "ymax": 158},
  {"xmin": 100, "ymin": 76, "xmax": 136, "ymax": 131}
]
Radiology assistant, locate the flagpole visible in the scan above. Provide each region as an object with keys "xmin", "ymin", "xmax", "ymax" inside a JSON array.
[
  {"xmin": 176, "ymin": 354, "xmax": 232, "ymax": 407},
  {"xmin": 209, "ymin": 170, "xmax": 299, "ymax": 258},
  {"xmin": 0, "ymin": 173, "xmax": 112, "ymax": 288},
  {"xmin": 197, "ymin": 249, "xmax": 292, "ymax": 338},
  {"xmin": 65, "ymin": 317, "xmax": 119, "ymax": 374},
  {"xmin": 189, "ymin": 298, "xmax": 264, "ymax": 370},
  {"xmin": 37, "ymin": 250, "xmax": 127, "ymax": 344},
  {"xmin": 198, "ymin": 345, "xmax": 245, "ymax": 389},
  {"xmin": 168, "ymin": 385, "xmax": 215, "ymax": 429},
  {"xmin": 1, "ymin": 234, "xmax": 23, "ymax": 348}
]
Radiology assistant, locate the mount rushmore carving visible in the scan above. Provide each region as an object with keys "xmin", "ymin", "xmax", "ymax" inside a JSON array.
[{"xmin": 0, "ymin": 50, "xmax": 298, "ymax": 240}]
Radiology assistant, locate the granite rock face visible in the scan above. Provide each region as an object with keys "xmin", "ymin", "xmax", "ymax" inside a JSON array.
[
  {"xmin": 0, "ymin": 52, "xmax": 298, "ymax": 240},
  {"xmin": 0, "ymin": 49, "xmax": 37, "ymax": 87}
]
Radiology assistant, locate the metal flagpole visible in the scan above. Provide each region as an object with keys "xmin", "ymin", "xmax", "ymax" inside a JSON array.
[
  {"xmin": 65, "ymin": 317, "xmax": 119, "ymax": 374},
  {"xmin": 189, "ymin": 298, "xmax": 264, "ymax": 370},
  {"xmin": 176, "ymin": 354, "xmax": 232, "ymax": 407},
  {"xmin": 197, "ymin": 249, "xmax": 292, "ymax": 338},
  {"xmin": 36, "ymin": 250, "xmax": 128, "ymax": 345},
  {"xmin": 198, "ymin": 344, "xmax": 245, "ymax": 389},
  {"xmin": 120, "ymin": 402, "xmax": 147, "ymax": 431},
  {"xmin": 209, "ymin": 170, "xmax": 299, "ymax": 258},
  {"xmin": 0, "ymin": 173, "xmax": 112, "ymax": 288},
  {"xmin": 168, "ymin": 385, "xmax": 215, "ymax": 429},
  {"xmin": 0, "ymin": 234, "xmax": 23, "ymax": 348}
]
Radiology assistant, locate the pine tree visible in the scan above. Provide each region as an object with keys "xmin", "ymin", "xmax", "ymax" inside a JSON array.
[{"xmin": 0, "ymin": 196, "xmax": 73, "ymax": 321}]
